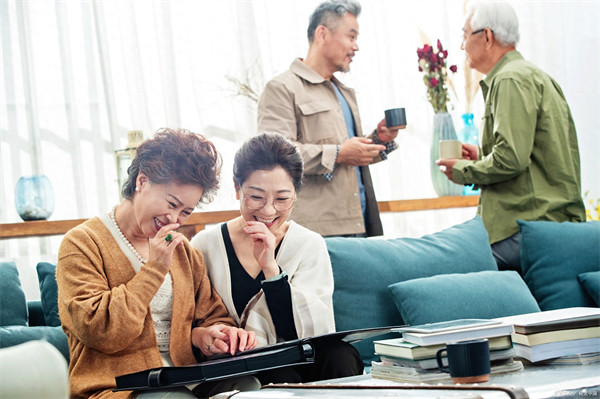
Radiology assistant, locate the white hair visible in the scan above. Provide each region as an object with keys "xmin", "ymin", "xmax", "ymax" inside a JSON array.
[{"xmin": 465, "ymin": 1, "xmax": 520, "ymax": 46}]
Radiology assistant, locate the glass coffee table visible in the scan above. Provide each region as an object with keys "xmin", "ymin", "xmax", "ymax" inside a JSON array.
[{"xmin": 216, "ymin": 362, "xmax": 600, "ymax": 399}]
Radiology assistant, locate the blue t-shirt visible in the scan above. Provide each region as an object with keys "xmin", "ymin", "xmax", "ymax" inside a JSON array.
[{"xmin": 332, "ymin": 82, "xmax": 366, "ymax": 216}]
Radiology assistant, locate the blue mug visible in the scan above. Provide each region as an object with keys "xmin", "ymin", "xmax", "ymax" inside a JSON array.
[{"xmin": 436, "ymin": 339, "xmax": 490, "ymax": 384}]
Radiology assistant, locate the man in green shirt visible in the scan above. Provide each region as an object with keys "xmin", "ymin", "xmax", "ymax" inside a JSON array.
[{"xmin": 437, "ymin": 2, "xmax": 585, "ymax": 273}]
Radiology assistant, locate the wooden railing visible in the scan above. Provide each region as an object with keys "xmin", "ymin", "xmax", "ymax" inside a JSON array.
[{"xmin": 0, "ymin": 196, "xmax": 479, "ymax": 240}]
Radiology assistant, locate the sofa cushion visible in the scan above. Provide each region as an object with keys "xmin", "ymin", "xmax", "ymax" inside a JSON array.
[
  {"xmin": 326, "ymin": 216, "xmax": 498, "ymax": 364},
  {"xmin": 0, "ymin": 326, "xmax": 69, "ymax": 361},
  {"xmin": 578, "ymin": 271, "xmax": 600, "ymax": 306},
  {"xmin": 519, "ymin": 220, "xmax": 600, "ymax": 310},
  {"xmin": 388, "ymin": 270, "xmax": 541, "ymax": 325},
  {"xmin": 0, "ymin": 262, "xmax": 28, "ymax": 327},
  {"xmin": 36, "ymin": 262, "xmax": 61, "ymax": 327}
]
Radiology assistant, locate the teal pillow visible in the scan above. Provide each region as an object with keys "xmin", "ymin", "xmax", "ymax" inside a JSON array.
[
  {"xmin": 578, "ymin": 271, "xmax": 600, "ymax": 306},
  {"xmin": 388, "ymin": 270, "xmax": 541, "ymax": 325},
  {"xmin": 326, "ymin": 216, "xmax": 497, "ymax": 364},
  {"xmin": 0, "ymin": 262, "xmax": 28, "ymax": 327},
  {"xmin": 519, "ymin": 220, "xmax": 600, "ymax": 310},
  {"xmin": 36, "ymin": 262, "xmax": 61, "ymax": 327}
]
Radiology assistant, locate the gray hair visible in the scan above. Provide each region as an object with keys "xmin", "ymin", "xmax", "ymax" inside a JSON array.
[
  {"xmin": 466, "ymin": 1, "xmax": 520, "ymax": 46},
  {"xmin": 307, "ymin": 0, "xmax": 361, "ymax": 43}
]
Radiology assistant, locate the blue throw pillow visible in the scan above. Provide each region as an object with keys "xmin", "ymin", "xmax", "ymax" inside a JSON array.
[
  {"xmin": 578, "ymin": 271, "xmax": 600, "ymax": 306},
  {"xmin": 326, "ymin": 216, "xmax": 497, "ymax": 364},
  {"xmin": 388, "ymin": 270, "xmax": 541, "ymax": 325},
  {"xmin": 36, "ymin": 262, "xmax": 61, "ymax": 327},
  {"xmin": 0, "ymin": 261, "xmax": 28, "ymax": 327},
  {"xmin": 519, "ymin": 220, "xmax": 600, "ymax": 310}
]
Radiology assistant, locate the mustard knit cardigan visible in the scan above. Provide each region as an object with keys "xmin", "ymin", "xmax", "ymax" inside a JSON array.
[{"xmin": 57, "ymin": 217, "xmax": 235, "ymax": 398}]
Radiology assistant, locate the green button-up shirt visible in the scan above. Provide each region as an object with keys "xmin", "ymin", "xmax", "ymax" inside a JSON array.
[{"xmin": 453, "ymin": 51, "xmax": 585, "ymax": 244}]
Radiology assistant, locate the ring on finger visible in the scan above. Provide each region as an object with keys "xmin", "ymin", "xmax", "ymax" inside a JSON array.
[
  {"xmin": 165, "ymin": 233, "xmax": 173, "ymax": 243},
  {"xmin": 206, "ymin": 342, "xmax": 213, "ymax": 351}
]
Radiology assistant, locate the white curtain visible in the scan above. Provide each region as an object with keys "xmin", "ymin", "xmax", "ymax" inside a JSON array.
[{"xmin": 1, "ymin": 0, "xmax": 598, "ymax": 298}]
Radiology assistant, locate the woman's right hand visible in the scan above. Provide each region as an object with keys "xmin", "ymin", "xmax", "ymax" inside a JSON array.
[{"xmin": 147, "ymin": 223, "xmax": 183, "ymax": 268}]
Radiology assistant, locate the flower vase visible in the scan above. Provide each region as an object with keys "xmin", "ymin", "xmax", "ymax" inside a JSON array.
[
  {"xmin": 430, "ymin": 113, "xmax": 464, "ymax": 197},
  {"xmin": 459, "ymin": 113, "xmax": 480, "ymax": 196},
  {"xmin": 14, "ymin": 174, "xmax": 55, "ymax": 221}
]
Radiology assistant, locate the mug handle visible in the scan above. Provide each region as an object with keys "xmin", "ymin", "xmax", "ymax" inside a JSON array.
[{"xmin": 436, "ymin": 348, "xmax": 449, "ymax": 373}]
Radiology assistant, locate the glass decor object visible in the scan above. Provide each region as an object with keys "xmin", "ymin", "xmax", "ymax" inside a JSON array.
[
  {"xmin": 115, "ymin": 130, "xmax": 144, "ymax": 199},
  {"xmin": 430, "ymin": 113, "xmax": 464, "ymax": 197},
  {"xmin": 459, "ymin": 113, "xmax": 480, "ymax": 196},
  {"xmin": 14, "ymin": 174, "xmax": 55, "ymax": 221}
]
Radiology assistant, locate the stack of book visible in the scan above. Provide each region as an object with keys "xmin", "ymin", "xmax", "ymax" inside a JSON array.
[
  {"xmin": 371, "ymin": 319, "xmax": 523, "ymax": 383},
  {"xmin": 497, "ymin": 307, "xmax": 600, "ymax": 364}
]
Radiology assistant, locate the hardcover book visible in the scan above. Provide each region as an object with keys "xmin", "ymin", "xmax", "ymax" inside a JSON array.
[
  {"xmin": 394, "ymin": 321, "xmax": 513, "ymax": 346},
  {"xmin": 373, "ymin": 335, "xmax": 512, "ymax": 360}
]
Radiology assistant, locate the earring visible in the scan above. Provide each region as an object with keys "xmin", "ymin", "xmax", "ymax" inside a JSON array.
[{"xmin": 135, "ymin": 187, "xmax": 140, "ymax": 192}]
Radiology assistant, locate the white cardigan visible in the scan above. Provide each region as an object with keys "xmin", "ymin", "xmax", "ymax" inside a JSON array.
[{"xmin": 191, "ymin": 221, "xmax": 336, "ymax": 347}]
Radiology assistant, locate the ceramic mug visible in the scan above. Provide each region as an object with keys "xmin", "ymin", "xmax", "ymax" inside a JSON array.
[
  {"xmin": 436, "ymin": 339, "xmax": 491, "ymax": 384},
  {"xmin": 439, "ymin": 140, "xmax": 462, "ymax": 159},
  {"xmin": 384, "ymin": 108, "xmax": 407, "ymax": 129}
]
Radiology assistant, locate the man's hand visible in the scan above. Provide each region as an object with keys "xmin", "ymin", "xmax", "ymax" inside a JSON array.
[
  {"xmin": 436, "ymin": 158, "xmax": 460, "ymax": 182},
  {"xmin": 462, "ymin": 143, "xmax": 478, "ymax": 160},
  {"xmin": 337, "ymin": 137, "xmax": 385, "ymax": 166},
  {"xmin": 376, "ymin": 118, "xmax": 404, "ymax": 142}
]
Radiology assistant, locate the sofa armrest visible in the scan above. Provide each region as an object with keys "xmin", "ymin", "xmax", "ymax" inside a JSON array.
[
  {"xmin": 27, "ymin": 301, "xmax": 46, "ymax": 326},
  {"xmin": 0, "ymin": 326, "xmax": 69, "ymax": 362}
]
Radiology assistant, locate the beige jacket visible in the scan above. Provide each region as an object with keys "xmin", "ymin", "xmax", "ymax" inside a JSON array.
[
  {"xmin": 57, "ymin": 216, "xmax": 235, "ymax": 398},
  {"xmin": 257, "ymin": 58, "xmax": 384, "ymax": 236}
]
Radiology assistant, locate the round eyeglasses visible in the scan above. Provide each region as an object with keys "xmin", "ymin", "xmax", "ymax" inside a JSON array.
[{"xmin": 242, "ymin": 191, "xmax": 297, "ymax": 212}]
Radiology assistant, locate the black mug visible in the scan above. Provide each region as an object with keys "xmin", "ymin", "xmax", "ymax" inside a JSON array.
[
  {"xmin": 436, "ymin": 339, "xmax": 491, "ymax": 384},
  {"xmin": 384, "ymin": 108, "xmax": 407, "ymax": 129}
]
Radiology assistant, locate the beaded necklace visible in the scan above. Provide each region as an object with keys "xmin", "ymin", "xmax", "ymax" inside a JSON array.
[{"xmin": 109, "ymin": 205, "xmax": 148, "ymax": 264}]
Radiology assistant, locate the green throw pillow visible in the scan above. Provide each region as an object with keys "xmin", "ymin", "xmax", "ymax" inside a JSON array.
[
  {"xmin": 519, "ymin": 220, "xmax": 600, "ymax": 310},
  {"xmin": 36, "ymin": 262, "xmax": 61, "ymax": 327},
  {"xmin": 578, "ymin": 271, "xmax": 600, "ymax": 306},
  {"xmin": 0, "ymin": 261, "xmax": 28, "ymax": 327},
  {"xmin": 388, "ymin": 270, "xmax": 541, "ymax": 325}
]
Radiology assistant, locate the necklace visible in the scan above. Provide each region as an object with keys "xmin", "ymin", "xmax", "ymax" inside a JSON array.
[{"xmin": 109, "ymin": 205, "xmax": 147, "ymax": 264}]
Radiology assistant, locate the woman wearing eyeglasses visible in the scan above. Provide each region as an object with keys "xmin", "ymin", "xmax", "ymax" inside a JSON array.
[{"xmin": 191, "ymin": 132, "xmax": 363, "ymax": 383}]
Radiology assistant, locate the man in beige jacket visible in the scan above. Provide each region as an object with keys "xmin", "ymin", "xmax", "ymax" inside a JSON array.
[{"xmin": 257, "ymin": 0, "xmax": 401, "ymax": 237}]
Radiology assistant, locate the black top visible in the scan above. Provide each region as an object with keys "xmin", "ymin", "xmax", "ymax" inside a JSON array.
[{"xmin": 221, "ymin": 223, "xmax": 298, "ymax": 340}]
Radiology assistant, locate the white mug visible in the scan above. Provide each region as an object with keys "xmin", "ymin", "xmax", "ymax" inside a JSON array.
[{"xmin": 439, "ymin": 140, "xmax": 462, "ymax": 159}]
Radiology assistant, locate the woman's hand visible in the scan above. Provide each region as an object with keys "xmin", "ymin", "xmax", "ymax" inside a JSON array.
[
  {"xmin": 192, "ymin": 325, "xmax": 257, "ymax": 356},
  {"xmin": 147, "ymin": 223, "xmax": 183, "ymax": 268},
  {"xmin": 243, "ymin": 221, "xmax": 279, "ymax": 279}
]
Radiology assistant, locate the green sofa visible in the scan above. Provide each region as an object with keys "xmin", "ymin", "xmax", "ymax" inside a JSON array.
[
  {"xmin": 326, "ymin": 216, "xmax": 600, "ymax": 365},
  {"xmin": 1, "ymin": 216, "xmax": 598, "ymax": 370}
]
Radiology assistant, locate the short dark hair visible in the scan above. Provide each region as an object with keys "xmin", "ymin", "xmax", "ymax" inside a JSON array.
[
  {"xmin": 233, "ymin": 133, "xmax": 304, "ymax": 192},
  {"xmin": 121, "ymin": 128, "xmax": 221, "ymax": 206},
  {"xmin": 307, "ymin": 0, "xmax": 361, "ymax": 43}
]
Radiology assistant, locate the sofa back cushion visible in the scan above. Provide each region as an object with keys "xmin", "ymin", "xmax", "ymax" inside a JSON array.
[
  {"xmin": 326, "ymin": 216, "xmax": 498, "ymax": 364},
  {"xmin": 519, "ymin": 220, "xmax": 600, "ymax": 311},
  {"xmin": 36, "ymin": 262, "xmax": 61, "ymax": 327},
  {"xmin": 0, "ymin": 261, "xmax": 28, "ymax": 327}
]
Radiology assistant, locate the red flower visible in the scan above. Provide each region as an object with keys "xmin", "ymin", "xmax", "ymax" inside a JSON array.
[
  {"xmin": 418, "ymin": 66, "xmax": 423, "ymax": 72},
  {"xmin": 429, "ymin": 78, "xmax": 438, "ymax": 87},
  {"xmin": 449, "ymin": 65, "xmax": 458, "ymax": 73},
  {"xmin": 437, "ymin": 39, "xmax": 443, "ymax": 51},
  {"xmin": 423, "ymin": 44, "xmax": 432, "ymax": 53}
]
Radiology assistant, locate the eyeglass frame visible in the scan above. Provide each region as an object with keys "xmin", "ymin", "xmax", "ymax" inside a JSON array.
[
  {"xmin": 462, "ymin": 28, "xmax": 493, "ymax": 44},
  {"xmin": 241, "ymin": 190, "xmax": 297, "ymax": 212}
]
